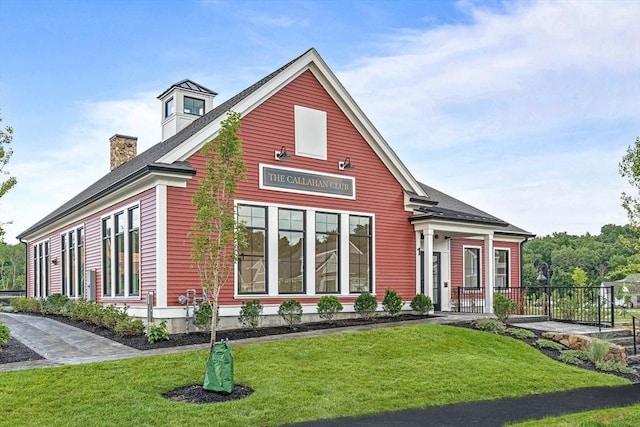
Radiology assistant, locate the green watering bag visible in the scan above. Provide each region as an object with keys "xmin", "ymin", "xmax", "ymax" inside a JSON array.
[{"xmin": 203, "ymin": 341, "xmax": 234, "ymax": 394}]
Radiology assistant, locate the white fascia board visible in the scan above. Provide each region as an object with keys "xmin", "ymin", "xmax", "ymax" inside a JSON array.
[
  {"xmin": 20, "ymin": 171, "xmax": 192, "ymax": 242},
  {"xmin": 413, "ymin": 220, "xmax": 498, "ymax": 236},
  {"xmin": 159, "ymin": 49, "xmax": 426, "ymax": 198}
]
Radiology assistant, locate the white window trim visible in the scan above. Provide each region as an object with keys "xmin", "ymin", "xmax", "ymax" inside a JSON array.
[
  {"xmin": 494, "ymin": 247, "xmax": 511, "ymax": 289},
  {"xmin": 32, "ymin": 239, "xmax": 50, "ymax": 298},
  {"xmin": 235, "ymin": 200, "xmax": 375, "ymax": 298},
  {"xmin": 101, "ymin": 202, "xmax": 141, "ymax": 300},
  {"xmin": 60, "ymin": 224, "xmax": 86, "ymax": 298},
  {"xmin": 463, "ymin": 245, "xmax": 482, "ymax": 289}
]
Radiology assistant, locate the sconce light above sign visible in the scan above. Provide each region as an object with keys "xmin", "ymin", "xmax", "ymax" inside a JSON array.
[
  {"xmin": 338, "ymin": 157, "xmax": 355, "ymax": 171},
  {"xmin": 274, "ymin": 146, "xmax": 292, "ymax": 161}
]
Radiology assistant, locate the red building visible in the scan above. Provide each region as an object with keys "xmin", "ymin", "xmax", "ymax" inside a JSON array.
[{"xmin": 17, "ymin": 49, "xmax": 532, "ymax": 332}]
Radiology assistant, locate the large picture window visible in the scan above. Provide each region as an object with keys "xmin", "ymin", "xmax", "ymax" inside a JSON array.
[
  {"xmin": 315, "ymin": 212, "xmax": 339, "ymax": 293},
  {"xmin": 495, "ymin": 249, "xmax": 509, "ymax": 288},
  {"xmin": 102, "ymin": 205, "xmax": 141, "ymax": 298},
  {"xmin": 32, "ymin": 240, "xmax": 50, "ymax": 298},
  {"xmin": 184, "ymin": 96, "xmax": 204, "ymax": 116},
  {"xmin": 278, "ymin": 208, "xmax": 305, "ymax": 294},
  {"xmin": 238, "ymin": 205, "xmax": 267, "ymax": 294},
  {"xmin": 464, "ymin": 247, "xmax": 480, "ymax": 288},
  {"xmin": 349, "ymin": 215, "xmax": 371, "ymax": 293},
  {"xmin": 61, "ymin": 226, "xmax": 85, "ymax": 298}
]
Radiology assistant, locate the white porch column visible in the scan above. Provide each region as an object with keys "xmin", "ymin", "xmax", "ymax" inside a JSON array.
[
  {"xmin": 484, "ymin": 234, "xmax": 495, "ymax": 314},
  {"xmin": 425, "ymin": 229, "xmax": 434, "ymax": 301}
]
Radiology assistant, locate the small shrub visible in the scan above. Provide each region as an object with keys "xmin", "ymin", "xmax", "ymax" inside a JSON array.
[
  {"xmin": 0, "ymin": 321, "xmax": 10, "ymax": 351},
  {"xmin": 68, "ymin": 299, "xmax": 99, "ymax": 323},
  {"xmin": 146, "ymin": 320, "xmax": 170, "ymax": 343},
  {"xmin": 42, "ymin": 294, "xmax": 71, "ymax": 315},
  {"xmin": 113, "ymin": 318, "xmax": 145, "ymax": 336},
  {"xmin": 472, "ymin": 318, "xmax": 506, "ymax": 334},
  {"xmin": 98, "ymin": 305, "xmax": 129, "ymax": 330},
  {"xmin": 493, "ymin": 293, "xmax": 517, "ymax": 323},
  {"xmin": 381, "ymin": 289, "xmax": 404, "ymax": 316},
  {"xmin": 239, "ymin": 299, "xmax": 263, "ymax": 330},
  {"xmin": 587, "ymin": 338, "xmax": 610, "ymax": 365},
  {"xmin": 11, "ymin": 297, "xmax": 43, "ymax": 314},
  {"xmin": 535, "ymin": 338, "xmax": 566, "ymax": 352},
  {"xmin": 194, "ymin": 302, "xmax": 219, "ymax": 330},
  {"xmin": 410, "ymin": 293, "xmax": 432, "ymax": 315},
  {"xmin": 559, "ymin": 349, "xmax": 591, "ymax": 366},
  {"xmin": 316, "ymin": 296, "xmax": 343, "ymax": 323},
  {"xmin": 595, "ymin": 361, "xmax": 637, "ymax": 375},
  {"xmin": 354, "ymin": 292, "xmax": 377, "ymax": 320},
  {"xmin": 506, "ymin": 328, "xmax": 536, "ymax": 340},
  {"xmin": 278, "ymin": 300, "xmax": 303, "ymax": 329}
]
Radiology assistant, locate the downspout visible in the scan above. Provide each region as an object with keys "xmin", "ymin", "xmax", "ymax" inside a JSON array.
[
  {"xmin": 18, "ymin": 238, "xmax": 28, "ymax": 298},
  {"xmin": 519, "ymin": 237, "xmax": 529, "ymax": 288}
]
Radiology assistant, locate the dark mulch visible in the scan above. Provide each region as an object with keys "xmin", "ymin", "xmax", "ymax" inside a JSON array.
[
  {"xmin": 163, "ymin": 384, "xmax": 254, "ymax": 404},
  {"xmin": 0, "ymin": 338, "xmax": 45, "ymax": 364},
  {"xmin": 37, "ymin": 313, "xmax": 432, "ymax": 351}
]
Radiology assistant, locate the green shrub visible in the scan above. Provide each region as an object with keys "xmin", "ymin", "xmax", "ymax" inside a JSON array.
[
  {"xmin": 316, "ymin": 296, "xmax": 343, "ymax": 323},
  {"xmin": 354, "ymin": 292, "xmax": 377, "ymax": 320},
  {"xmin": 587, "ymin": 338, "xmax": 610, "ymax": 365},
  {"xmin": 410, "ymin": 293, "xmax": 432, "ymax": 315},
  {"xmin": 493, "ymin": 293, "xmax": 517, "ymax": 323},
  {"xmin": 42, "ymin": 294, "xmax": 71, "ymax": 315},
  {"xmin": 98, "ymin": 304, "xmax": 130, "ymax": 330},
  {"xmin": 193, "ymin": 302, "xmax": 220, "ymax": 330},
  {"xmin": 113, "ymin": 318, "xmax": 145, "ymax": 336},
  {"xmin": 381, "ymin": 289, "xmax": 404, "ymax": 316},
  {"xmin": 0, "ymin": 321, "xmax": 10, "ymax": 351},
  {"xmin": 558, "ymin": 349, "xmax": 591, "ymax": 366},
  {"xmin": 472, "ymin": 318, "xmax": 506, "ymax": 334},
  {"xmin": 239, "ymin": 299, "xmax": 263, "ymax": 330},
  {"xmin": 595, "ymin": 361, "xmax": 636, "ymax": 375},
  {"xmin": 506, "ymin": 327, "xmax": 536, "ymax": 340},
  {"xmin": 68, "ymin": 299, "xmax": 100, "ymax": 323},
  {"xmin": 535, "ymin": 338, "xmax": 566, "ymax": 351},
  {"xmin": 11, "ymin": 297, "xmax": 43, "ymax": 314},
  {"xmin": 146, "ymin": 320, "xmax": 170, "ymax": 343},
  {"xmin": 278, "ymin": 300, "xmax": 303, "ymax": 329}
]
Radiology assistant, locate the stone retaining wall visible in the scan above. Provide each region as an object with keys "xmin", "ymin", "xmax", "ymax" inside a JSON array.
[{"xmin": 542, "ymin": 332, "xmax": 627, "ymax": 365}]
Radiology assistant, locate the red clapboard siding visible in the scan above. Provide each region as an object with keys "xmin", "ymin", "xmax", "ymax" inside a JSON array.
[
  {"xmin": 166, "ymin": 69, "xmax": 416, "ymax": 306},
  {"xmin": 450, "ymin": 238, "xmax": 521, "ymax": 289}
]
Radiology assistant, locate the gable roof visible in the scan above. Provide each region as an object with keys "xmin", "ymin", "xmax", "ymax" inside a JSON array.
[
  {"xmin": 410, "ymin": 183, "xmax": 533, "ymax": 236},
  {"xmin": 19, "ymin": 48, "xmax": 429, "ymax": 240}
]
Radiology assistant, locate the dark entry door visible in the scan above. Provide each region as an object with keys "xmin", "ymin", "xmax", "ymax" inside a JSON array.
[{"xmin": 432, "ymin": 252, "xmax": 441, "ymax": 311}]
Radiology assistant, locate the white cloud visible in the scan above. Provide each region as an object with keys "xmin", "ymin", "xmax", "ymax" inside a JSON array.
[
  {"xmin": 336, "ymin": 0, "xmax": 640, "ymax": 235},
  {"xmin": 1, "ymin": 93, "xmax": 158, "ymax": 243}
]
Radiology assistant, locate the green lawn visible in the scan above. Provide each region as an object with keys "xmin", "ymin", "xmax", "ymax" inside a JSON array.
[
  {"xmin": 0, "ymin": 324, "xmax": 629, "ymax": 426},
  {"xmin": 511, "ymin": 404, "xmax": 640, "ymax": 426}
]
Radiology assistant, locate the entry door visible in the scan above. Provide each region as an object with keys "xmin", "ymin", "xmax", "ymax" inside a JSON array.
[{"xmin": 433, "ymin": 252, "xmax": 441, "ymax": 311}]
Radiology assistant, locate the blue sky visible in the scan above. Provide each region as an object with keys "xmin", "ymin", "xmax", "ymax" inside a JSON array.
[{"xmin": 0, "ymin": 0, "xmax": 639, "ymax": 243}]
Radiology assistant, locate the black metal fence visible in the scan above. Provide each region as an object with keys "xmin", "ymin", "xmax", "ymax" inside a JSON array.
[
  {"xmin": 0, "ymin": 289, "xmax": 26, "ymax": 306},
  {"xmin": 451, "ymin": 285, "xmax": 615, "ymax": 327}
]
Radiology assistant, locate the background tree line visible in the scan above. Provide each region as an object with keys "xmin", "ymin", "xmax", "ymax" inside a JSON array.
[
  {"xmin": 0, "ymin": 242, "xmax": 25, "ymax": 290},
  {"xmin": 522, "ymin": 224, "xmax": 640, "ymax": 289}
]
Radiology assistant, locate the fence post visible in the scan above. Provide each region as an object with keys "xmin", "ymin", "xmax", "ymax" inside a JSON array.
[
  {"xmin": 609, "ymin": 286, "xmax": 615, "ymax": 328},
  {"xmin": 544, "ymin": 285, "xmax": 550, "ymax": 319}
]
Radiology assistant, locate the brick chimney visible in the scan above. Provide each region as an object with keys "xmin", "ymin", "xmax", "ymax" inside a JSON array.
[{"xmin": 110, "ymin": 134, "xmax": 137, "ymax": 170}]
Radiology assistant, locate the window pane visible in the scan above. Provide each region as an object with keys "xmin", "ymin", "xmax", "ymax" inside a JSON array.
[
  {"xmin": 316, "ymin": 212, "xmax": 339, "ymax": 293},
  {"xmin": 61, "ymin": 235, "xmax": 67, "ymax": 296},
  {"xmin": 78, "ymin": 228, "xmax": 85, "ymax": 297},
  {"xmin": 464, "ymin": 248, "xmax": 479, "ymax": 288},
  {"xmin": 239, "ymin": 229, "xmax": 266, "ymax": 293},
  {"xmin": 278, "ymin": 209, "xmax": 305, "ymax": 293},
  {"xmin": 349, "ymin": 235, "xmax": 370, "ymax": 292},
  {"xmin": 184, "ymin": 96, "xmax": 205, "ymax": 115},
  {"xmin": 103, "ymin": 218, "xmax": 112, "ymax": 296},
  {"xmin": 495, "ymin": 249, "xmax": 509, "ymax": 288},
  {"xmin": 165, "ymin": 97, "xmax": 175, "ymax": 118},
  {"xmin": 129, "ymin": 229, "xmax": 140, "ymax": 296}
]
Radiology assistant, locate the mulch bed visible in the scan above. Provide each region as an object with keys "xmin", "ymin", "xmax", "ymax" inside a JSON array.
[{"xmin": 0, "ymin": 338, "xmax": 45, "ymax": 364}]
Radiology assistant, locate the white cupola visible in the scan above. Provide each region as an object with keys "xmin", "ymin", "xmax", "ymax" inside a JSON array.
[{"xmin": 157, "ymin": 79, "xmax": 217, "ymax": 141}]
